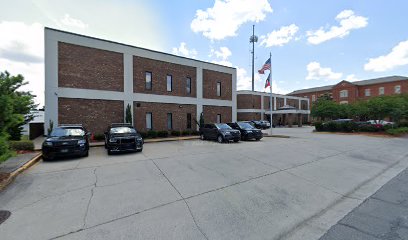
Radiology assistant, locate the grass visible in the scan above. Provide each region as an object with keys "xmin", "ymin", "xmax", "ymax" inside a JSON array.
[
  {"xmin": 0, "ymin": 151, "xmax": 16, "ymax": 164},
  {"xmin": 386, "ymin": 127, "xmax": 408, "ymax": 136}
]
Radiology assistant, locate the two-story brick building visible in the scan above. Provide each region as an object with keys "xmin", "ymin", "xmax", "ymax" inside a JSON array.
[
  {"xmin": 290, "ymin": 76, "xmax": 408, "ymax": 108},
  {"xmin": 237, "ymin": 91, "xmax": 310, "ymax": 126},
  {"xmin": 45, "ymin": 28, "xmax": 236, "ymax": 135}
]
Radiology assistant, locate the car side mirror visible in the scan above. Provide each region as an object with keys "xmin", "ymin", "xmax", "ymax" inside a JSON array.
[{"xmin": 86, "ymin": 132, "xmax": 91, "ymax": 136}]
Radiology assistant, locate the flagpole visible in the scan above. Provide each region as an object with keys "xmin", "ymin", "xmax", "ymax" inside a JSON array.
[{"xmin": 269, "ymin": 52, "xmax": 273, "ymax": 135}]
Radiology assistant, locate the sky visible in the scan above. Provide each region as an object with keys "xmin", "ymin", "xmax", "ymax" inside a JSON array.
[{"xmin": 1, "ymin": 0, "xmax": 408, "ymax": 107}]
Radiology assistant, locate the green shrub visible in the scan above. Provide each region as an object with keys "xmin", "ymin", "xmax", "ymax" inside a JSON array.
[
  {"xmin": 139, "ymin": 132, "xmax": 148, "ymax": 139},
  {"xmin": 182, "ymin": 130, "xmax": 191, "ymax": 136},
  {"xmin": 314, "ymin": 122, "xmax": 323, "ymax": 131},
  {"xmin": 9, "ymin": 140, "xmax": 34, "ymax": 151},
  {"xmin": 93, "ymin": 134, "xmax": 105, "ymax": 141},
  {"xmin": 358, "ymin": 124, "xmax": 378, "ymax": 132},
  {"xmin": 191, "ymin": 130, "xmax": 200, "ymax": 136},
  {"xmin": 397, "ymin": 122, "xmax": 408, "ymax": 128},
  {"xmin": 325, "ymin": 121, "xmax": 339, "ymax": 132},
  {"xmin": 157, "ymin": 131, "xmax": 169, "ymax": 138},
  {"xmin": 386, "ymin": 127, "xmax": 408, "ymax": 136},
  {"xmin": 171, "ymin": 130, "xmax": 181, "ymax": 136},
  {"xmin": 147, "ymin": 130, "xmax": 158, "ymax": 138}
]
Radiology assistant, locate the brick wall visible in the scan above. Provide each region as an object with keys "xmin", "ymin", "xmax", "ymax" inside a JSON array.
[
  {"xmin": 237, "ymin": 94, "xmax": 261, "ymax": 109},
  {"xmin": 58, "ymin": 98, "xmax": 124, "ymax": 135},
  {"xmin": 58, "ymin": 42, "xmax": 124, "ymax": 91},
  {"xmin": 237, "ymin": 112, "xmax": 262, "ymax": 121},
  {"xmin": 203, "ymin": 105, "xmax": 232, "ymax": 123},
  {"xmin": 134, "ymin": 102, "xmax": 196, "ymax": 132},
  {"xmin": 203, "ymin": 69, "xmax": 232, "ymax": 100},
  {"xmin": 133, "ymin": 56, "xmax": 196, "ymax": 97},
  {"xmin": 263, "ymin": 96, "xmax": 274, "ymax": 110}
]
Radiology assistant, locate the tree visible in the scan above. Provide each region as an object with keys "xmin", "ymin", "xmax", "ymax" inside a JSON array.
[
  {"xmin": 125, "ymin": 104, "xmax": 132, "ymax": 124},
  {"xmin": 0, "ymin": 71, "xmax": 36, "ymax": 143},
  {"xmin": 199, "ymin": 112, "xmax": 205, "ymax": 127},
  {"xmin": 311, "ymin": 98, "xmax": 340, "ymax": 121}
]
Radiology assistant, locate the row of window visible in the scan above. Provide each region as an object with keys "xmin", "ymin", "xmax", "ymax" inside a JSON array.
[
  {"xmin": 145, "ymin": 113, "xmax": 223, "ymax": 130},
  {"xmin": 145, "ymin": 72, "xmax": 222, "ymax": 97},
  {"xmin": 309, "ymin": 85, "xmax": 402, "ymax": 101}
]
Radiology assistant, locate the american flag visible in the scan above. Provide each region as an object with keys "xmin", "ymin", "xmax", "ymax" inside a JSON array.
[
  {"xmin": 264, "ymin": 73, "xmax": 271, "ymax": 88},
  {"xmin": 258, "ymin": 58, "xmax": 271, "ymax": 74}
]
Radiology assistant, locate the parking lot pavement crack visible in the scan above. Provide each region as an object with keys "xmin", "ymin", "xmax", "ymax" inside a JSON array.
[
  {"xmin": 337, "ymin": 222, "xmax": 382, "ymax": 239},
  {"xmin": 82, "ymin": 167, "xmax": 98, "ymax": 229},
  {"xmin": 150, "ymin": 159, "xmax": 209, "ymax": 240}
]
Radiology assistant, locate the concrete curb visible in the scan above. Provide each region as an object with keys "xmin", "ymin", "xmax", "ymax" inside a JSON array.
[
  {"xmin": 263, "ymin": 134, "xmax": 291, "ymax": 138},
  {"xmin": 89, "ymin": 136, "xmax": 200, "ymax": 147},
  {"xmin": 0, "ymin": 152, "xmax": 42, "ymax": 191}
]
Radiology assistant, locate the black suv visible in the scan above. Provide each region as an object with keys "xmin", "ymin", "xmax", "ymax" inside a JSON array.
[
  {"xmin": 227, "ymin": 122, "xmax": 263, "ymax": 141},
  {"xmin": 104, "ymin": 123, "xmax": 143, "ymax": 154},
  {"xmin": 251, "ymin": 120, "xmax": 272, "ymax": 129},
  {"xmin": 42, "ymin": 125, "xmax": 90, "ymax": 161},
  {"xmin": 199, "ymin": 123, "xmax": 241, "ymax": 143}
]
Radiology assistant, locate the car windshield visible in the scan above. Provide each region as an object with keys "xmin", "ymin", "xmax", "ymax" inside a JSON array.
[
  {"xmin": 215, "ymin": 123, "xmax": 232, "ymax": 130},
  {"xmin": 237, "ymin": 122, "xmax": 255, "ymax": 130},
  {"xmin": 110, "ymin": 127, "xmax": 136, "ymax": 134},
  {"xmin": 50, "ymin": 128, "xmax": 85, "ymax": 137}
]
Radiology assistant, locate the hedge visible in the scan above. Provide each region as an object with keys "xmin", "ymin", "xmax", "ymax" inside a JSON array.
[
  {"xmin": 170, "ymin": 130, "xmax": 181, "ymax": 136},
  {"xmin": 315, "ymin": 121, "xmax": 383, "ymax": 133},
  {"xmin": 9, "ymin": 140, "xmax": 34, "ymax": 151},
  {"xmin": 157, "ymin": 131, "xmax": 169, "ymax": 138},
  {"xmin": 386, "ymin": 127, "xmax": 408, "ymax": 136}
]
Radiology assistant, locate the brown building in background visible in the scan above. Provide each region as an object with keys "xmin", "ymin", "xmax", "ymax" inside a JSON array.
[{"xmin": 290, "ymin": 76, "xmax": 408, "ymax": 108}]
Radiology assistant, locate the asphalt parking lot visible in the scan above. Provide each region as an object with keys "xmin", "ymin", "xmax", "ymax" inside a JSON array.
[{"xmin": 1, "ymin": 127, "xmax": 408, "ymax": 240}]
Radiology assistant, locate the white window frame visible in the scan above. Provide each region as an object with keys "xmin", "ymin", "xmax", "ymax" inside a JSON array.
[
  {"xmin": 216, "ymin": 82, "xmax": 221, "ymax": 97},
  {"xmin": 340, "ymin": 90, "xmax": 348, "ymax": 98},
  {"xmin": 312, "ymin": 95, "xmax": 316, "ymax": 102},
  {"xmin": 365, "ymin": 89, "xmax": 371, "ymax": 97},
  {"xmin": 166, "ymin": 75, "xmax": 172, "ymax": 92},
  {"xmin": 146, "ymin": 112, "xmax": 152, "ymax": 130},
  {"xmin": 216, "ymin": 114, "xmax": 221, "ymax": 123},
  {"xmin": 379, "ymin": 87, "xmax": 384, "ymax": 95},
  {"xmin": 186, "ymin": 77, "xmax": 191, "ymax": 94},
  {"xmin": 395, "ymin": 85, "xmax": 401, "ymax": 94}
]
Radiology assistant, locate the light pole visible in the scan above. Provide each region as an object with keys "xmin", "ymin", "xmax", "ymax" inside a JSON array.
[{"xmin": 249, "ymin": 25, "xmax": 258, "ymax": 92}]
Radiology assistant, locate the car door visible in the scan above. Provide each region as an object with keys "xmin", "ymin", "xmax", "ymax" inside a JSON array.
[
  {"xmin": 209, "ymin": 124, "xmax": 218, "ymax": 139},
  {"xmin": 202, "ymin": 124, "xmax": 211, "ymax": 139}
]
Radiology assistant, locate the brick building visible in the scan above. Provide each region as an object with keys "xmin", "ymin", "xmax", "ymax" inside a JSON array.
[
  {"xmin": 45, "ymin": 28, "xmax": 236, "ymax": 135},
  {"xmin": 290, "ymin": 76, "xmax": 408, "ymax": 108},
  {"xmin": 237, "ymin": 91, "xmax": 310, "ymax": 126}
]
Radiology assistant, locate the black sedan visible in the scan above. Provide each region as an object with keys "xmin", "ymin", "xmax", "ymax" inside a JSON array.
[
  {"xmin": 199, "ymin": 123, "xmax": 241, "ymax": 143},
  {"xmin": 104, "ymin": 123, "xmax": 143, "ymax": 154},
  {"xmin": 42, "ymin": 125, "xmax": 90, "ymax": 161},
  {"xmin": 227, "ymin": 122, "xmax": 263, "ymax": 141}
]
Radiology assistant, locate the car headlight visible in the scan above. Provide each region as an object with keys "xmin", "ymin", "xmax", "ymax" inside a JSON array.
[
  {"xmin": 109, "ymin": 138, "xmax": 117, "ymax": 143},
  {"xmin": 78, "ymin": 139, "xmax": 86, "ymax": 145},
  {"xmin": 224, "ymin": 131, "xmax": 231, "ymax": 135},
  {"xmin": 136, "ymin": 137, "xmax": 143, "ymax": 141},
  {"xmin": 44, "ymin": 141, "xmax": 53, "ymax": 146},
  {"xmin": 246, "ymin": 130, "xmax": 252, "ymax": 133}
]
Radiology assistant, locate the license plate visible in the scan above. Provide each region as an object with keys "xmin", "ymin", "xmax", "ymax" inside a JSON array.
[{"xmin": 60, "ymin": 149, "xmax": 69, "ymax": 153}]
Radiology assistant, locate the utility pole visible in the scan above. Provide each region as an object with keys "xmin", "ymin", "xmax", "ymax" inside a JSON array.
[{"xmin": 249, "ymin": 25, "xmax": 258, "ymax": 92}]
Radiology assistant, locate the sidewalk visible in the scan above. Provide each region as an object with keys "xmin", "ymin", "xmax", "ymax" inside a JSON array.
[{"xmin": 319, "ymin": 167, "xmax": 408, "ymax": 240}]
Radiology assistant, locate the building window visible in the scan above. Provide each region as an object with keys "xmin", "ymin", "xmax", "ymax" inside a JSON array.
[
  {"xmin": 216, "ymin": 114, "xmax": 221, "ymax": 123},
  {"xmin": 365, "ymin": 89, "xmax": 371, "ymax": 97},
  {"xmin": 167, "ymin": 75, "xmax": 172, "ymax": 92},
  {"xmin": 340, "ymin": 90, "xmax": 348, "ymax": 98},
  {"xmin": 395, "ymin": 85, "xmax": 401, "ymax": 94},
  {"xmin": 187, "ymin": 113, "xmax": 192, "ymax": 129},
  {"xmin": 217, "ymin": 82, "xmax": 221, "ymax": 97},
  {"xmin": 145, "ymin": 72, "xmax": 152, "ymax": 90},
  {"xmin": 186, "ymin": 77, "xmax": 191, "ymax": 94},
  {"xmin": 379, "ymin": 87, "xmax": 384, "ymax": 95},
  {"xmin": 167, "ymin": 113, "xmax": 172, "ymax": 130},
  {"xmin": 312, "ymin": 95, "xmax": 316, "ymax": 102},
  {"xmin": 146, "ymin": 112, "xmax": 152, "ymax": 130}
]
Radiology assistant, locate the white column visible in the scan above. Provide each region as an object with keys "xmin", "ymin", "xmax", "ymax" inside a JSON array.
[
  {"xmin": 273, "ymin": 96, "xmax": 277, "ymax": 111},
  {"xmin": 298, "ymin": 99, "xmax": 301, "ymax": 110},
  {"xmin": 123, "ymin": 53, "xmax": 134, "ymax": 124},
  {"xmin": 44, "ymin": 30, "xmax": 59, "ymax": 135},
  {"xmin": 231, "ymin": 68, "xmax": 237, "ymax": 122},
  {"xmin": 284, "ymin": 97, "xmax": 287, "ymax": 106},
  {"xmin": 196, "ymin": 67, "xmax": 203, "ymax": 130},
  {"xmin": 260, "ymin": 94, "xmax": 264, "ymax": 120}
]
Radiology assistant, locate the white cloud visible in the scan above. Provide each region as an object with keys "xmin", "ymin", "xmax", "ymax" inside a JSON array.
[
  {"xmin": 0, "ymin": 21, "xmax": 44, "ymax": 106},
  {"xmin": 306, "ymin": 61, "xmax": 342, "ymax": 81},
  {"xmin": 191, "ymin": 0, "xmax": 272, "ymax": 40},
  {"xmin": 210, "ymin": 46, "xmax": 233, "ymax": 67},
  {"xmin": 364, "ymin": 40, "xmax": 408, "ymax": 72},
  {"xmin": 59, "ymin": 14, "xmax": 88, "ymax": 29},
  {"xmin": 236, "ymin": 67, "xmax": 289, "ymax": 94},
  {"xmin": 345, "ymin": 74, "xmax": 359, "ymax": 82},
  {"xmin": 260, "ymin": 24, "xmax": 299, "ymax": 47},
  {"xmin": 307, "ymin": 10, "xmax": 368, "ymax": 45},
  {"xmin": 172, "ymin": 42, "xmax": 198, "ymax": 58}
]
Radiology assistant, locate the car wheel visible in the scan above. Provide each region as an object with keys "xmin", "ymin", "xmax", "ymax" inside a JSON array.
[
  {"xmin": 42, "ymin": 155, "xmax": 52, "ymax": 161},
  {"xmin": 107, "ymin": 149, "xmax": 112, "ymax": 155},
  {"xmin": 200, "ymin": 133, "xmax": 206, "ymax": 140},
  {"xmin": 234, "ymin": 139, "xmax": 239, "ymax": 143},
  {"xmin": 217, "ymin": 135, "xmax": 224, "ymax": 143},
  {"xmin": 255, "ymin": 138, "xmax": 261, "ymax": 141},
  {"xmin": 136, "ymin": 147, "xmax": 143, "ymax": 152},
  {"xmin": 83, "ymin": 150, "xmax": 89, "ymax": 157}
]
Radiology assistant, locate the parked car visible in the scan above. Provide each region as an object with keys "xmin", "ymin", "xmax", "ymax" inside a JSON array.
[
  {"xmin": 367, "ymin": 120, "xmax": 395, "ymax": 126},
  {"xmin": 42, "ymin": 124, "xmax": 90, "ymax": 161},
  {"xmin": 251, "ymin": 120, "xmax": 272, "ymax": 129},
  {"xmin": 104, "ymin": 123, "xmax": 143, "ymax": 154},
  {"xmin": 226, "ymin": 122, "xmax": 263, "ymax": 141},
  {"xmin": 199, "ymin": 123, "xmax": 241, "ymax": 143}
]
